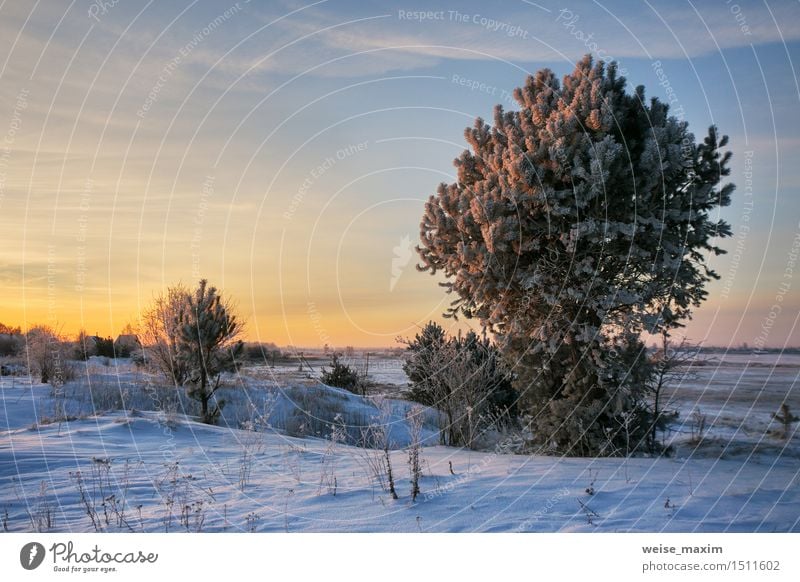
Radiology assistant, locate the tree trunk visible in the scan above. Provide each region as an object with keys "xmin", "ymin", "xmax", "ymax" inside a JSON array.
[
  {"xmin": 199, "ymin": 366, "xmax": 209, "ymax": 421},
  {"xmin": 446, "ymin": 407, "xmax": 456, "ymax": 446},
  {"xmin": 200, "ymin": 394, "xmax": 209, "ymax": 421}
]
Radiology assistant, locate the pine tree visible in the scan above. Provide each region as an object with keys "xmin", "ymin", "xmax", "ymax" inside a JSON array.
[
  {"xmin": 416, "ymin": 56, "xmax": 734, "ymax": 455},
  {"xmin": 320, "ymin": 353, "xmax": 361, "ymax": 393},
  {"xmin": 175, "ymin": 279, "xmax": 244, "ymax": 424},
  {"xmin": 402, "ymin": 322, "xmax": 518, "ymax": 447},
  {"xmin": 402, "ymin": 321, "xmax": 448, "ymax": 406}
]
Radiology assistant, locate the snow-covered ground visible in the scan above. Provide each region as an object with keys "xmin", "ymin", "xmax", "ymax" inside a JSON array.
[{"xmin": 1, "ymin": 354, "xmax": 798, "ymax": 532}]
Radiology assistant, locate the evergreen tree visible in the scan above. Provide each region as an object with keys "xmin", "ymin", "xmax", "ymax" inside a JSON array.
[
  {"xmin": 402, "ymin": 322, "xmax": 518, "ymax": 447},
  {"xmin": 175, "ymin": 279, "xmax": 244, "ymax": 424},
  {"xmin": 320, "ymin": 353, "xmax": 361, "ymax": 393},
  {"xmin": 402, "ymin": 321, "xmax": 448, "ymax": 406},
  {"xmin": 416, "ymin": 56, "xmax": 733, "ymax": 455},
  {"xmin": 452, "ymin": 330, "xmax": 518, "ymax": 426},
  {"xmin": 74, "ymin": 330, "xmax": 94, "ymax": 360},
  {"xmin": 94, "ymin": 336, "xmax": 115, "ymax": 359}
]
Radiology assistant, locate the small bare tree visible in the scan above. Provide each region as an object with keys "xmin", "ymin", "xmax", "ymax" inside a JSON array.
[
  {"xmin": 25, "ymin": 325, "xmax": 68, "ymax": 386},
  {"xmin": 140, "ymin": 284, "xmax": 190, "ymax": 386},
  {"xmin": 407, "ymin": 405, "xmax": 424, "ymax": 502},
  {"xmin": 647, "ymin": 332, "xmax": 697, "ymax": 451},
  {"xmin": 689, "ymin": 409, "xmax": 707, "ymax": 444}
]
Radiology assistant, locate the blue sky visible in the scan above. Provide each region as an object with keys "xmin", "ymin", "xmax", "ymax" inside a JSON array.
[{"xmin": 1, "ymin": 0, "xmax": 799, "ymax": 347}]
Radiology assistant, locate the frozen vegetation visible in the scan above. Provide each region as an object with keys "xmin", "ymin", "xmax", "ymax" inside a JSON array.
[{"xmin": 1, "ymin": 352, "xmax": 798, "ymax": 533}]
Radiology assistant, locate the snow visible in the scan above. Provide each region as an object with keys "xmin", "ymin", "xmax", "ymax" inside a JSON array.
[{"xmin": 1, "ymin": 354, "xmax": 798, "ymax": 532}]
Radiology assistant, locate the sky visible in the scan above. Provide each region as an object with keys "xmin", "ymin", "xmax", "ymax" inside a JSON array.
[{"xmin": 1, "ymin": 0, "xmax": 799, "ymax": 348}]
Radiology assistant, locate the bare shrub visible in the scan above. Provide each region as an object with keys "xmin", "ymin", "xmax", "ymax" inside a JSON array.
[
  {"xmin": 155, "ymin": 461, "xmax": 212, "ymax": 533},
  {"xmin": 70, "ymin": 469, "xmax": 102, "ymax": 531},
  {"xmin": 646, "ymin": 333, "xmax": 696, "ymax": 451},
  {"xmin": 407, "ymin": 405, "xmax": 424, "ymax": 502},
  {"xmin": 23, "ymin": 481, "xmax": 55, "ymax": 532},
  {"xmin": 359, "ymin": 397, "xmax": 398, "ymax": 499},
  {"xmin": 690, "ymin": 410, "xmax": 707, "ymax": 444},
  {"xmin": 140, "ymin": 284, "xmax": 190, "ymax": 386},
  {"xmin": 281, "ymin": 446, "xmax": 304, "ymax": 484},
  {"xmin": 86, "ymin": 378, "xmax": 132, "ymax": 413},
  {"xmin": 238, "ymin": 431, "xmax": 264, "ymax": 491},
  {"xmin": 25, "ymin": 325, "xmax": 70, "ymax": 386},
  {"xmin": 318, "ymin": 414, "xmax": 345, "ymax": 496}
]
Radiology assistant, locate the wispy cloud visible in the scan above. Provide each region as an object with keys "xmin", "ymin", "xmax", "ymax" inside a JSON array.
[{"xmin": 212, "ymin": 0, "xmax": 800, "ymax": 78}]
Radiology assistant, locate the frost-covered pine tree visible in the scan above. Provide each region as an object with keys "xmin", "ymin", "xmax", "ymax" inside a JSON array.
[
  {"xmin": 175, "ymin": 279, "xmax": 244, "ymax": 424},
  {"xmin": 416, "ymin": 56, "xmax": 733, "ymax": 455},
  {"xmin": 402, "ymin": 321, "xmax": 448, "ymax": 407}
]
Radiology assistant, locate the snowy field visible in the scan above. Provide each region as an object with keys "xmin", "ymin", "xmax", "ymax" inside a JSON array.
[{"xmin": 1, "ymin": 353, "xmax": 798, "ymax": 533}]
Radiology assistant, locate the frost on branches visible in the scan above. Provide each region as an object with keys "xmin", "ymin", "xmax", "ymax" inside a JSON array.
[{"xmin": 416, "ymin": 56, "xmax": 734, "ymax": 456}]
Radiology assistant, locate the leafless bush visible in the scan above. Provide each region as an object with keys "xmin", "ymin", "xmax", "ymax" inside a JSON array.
[
  {"xmin": 136, "ymin": 381, "xmax": 187, "ymax": 425},
  {"xmin": 25, "ymin": 324, "xmax": 70, "ymax": 386},
  {"xmin": 101, "ymin": 459, "xmax": 140, "ymax": 532},
  {"xmin": 647, "ymin": 334, "xmax": 696, "ymax": 451},
  {"xmin": 238, "ymin": 431, "xmax": 264, "ymax": 491},
  {"xmin": 85, "ymin": 379, "xmax": 132, "ymax": 413},
  {"xmin": 156, "ymin": 461, "xmax": 182, "ymax": 532},
  {"xmin": 318, "ymin": 414, "xmax": 345, "ymax": 496},
  {"xmin": 70, "ymin": 470, "xmax": 102, "ymax": 531},
  {"xmin": 690, "ymin": 410, "xmax": 707, "ymax": 444},
  {"xmin": 281, "ymin": 445, "xmax": 304, "ymax": 484},
  {"xmin": 140, "ymin": 284, "xmax": 190, "ymax": 386},
  {"xmin": 241, "ymin": 393, "xmax": 278, "ymax": 432},
  {"xmin": 155, "ymin": 460, "xmax": 212, "ymax": 533},
  {"xmin": 24, "ymin": 481, "xmax": 55, "ymax": 532},
  {"xmin": 407, "ymin": 405, "xmax": 424, "ymax": 502},
  {"xmin": 36, "ymin": 392, "xmax": 77, "ymax": 427},
  {"xmin": 359, "ymin": 397, "xmax": 398, "ymax": 500}
]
